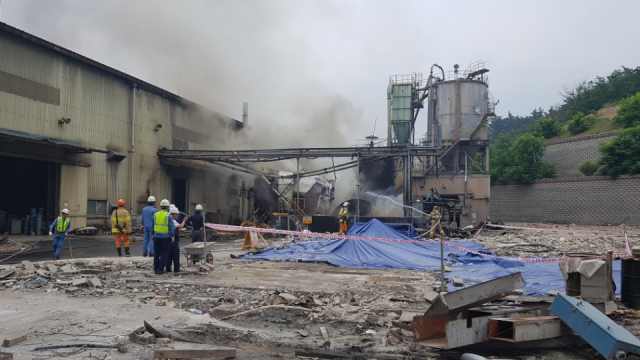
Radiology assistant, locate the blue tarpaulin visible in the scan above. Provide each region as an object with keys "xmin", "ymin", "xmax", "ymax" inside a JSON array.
[{"xmin": 236, "ymin": 219, "xmax": 620, "ymax": 296}]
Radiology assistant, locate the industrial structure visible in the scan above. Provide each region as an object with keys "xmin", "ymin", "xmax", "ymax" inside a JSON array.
[
  {"xmin": 0, "ymin": 22, "xmax": 251, "ymax": 233},
  {"xmin": 387, "ymin": 61, "xmax": 495, "ymax": 227},
  {"xmin": 159, "ymin": 62, "xmax": 496, "ymax": 231}
]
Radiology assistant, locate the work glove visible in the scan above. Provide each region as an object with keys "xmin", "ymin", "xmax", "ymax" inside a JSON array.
[{"xmin": 49, "ymin": 232, "xmax": 53, "ymax": 236}]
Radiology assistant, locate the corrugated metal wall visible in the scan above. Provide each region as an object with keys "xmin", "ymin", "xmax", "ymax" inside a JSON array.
[{"xmin": 0, "ymin": 30, "xmax": 249, "ymax": 222}]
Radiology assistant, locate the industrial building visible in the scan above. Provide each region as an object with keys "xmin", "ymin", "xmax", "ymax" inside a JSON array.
[
  {"xmin": 386, "ymin": 62, "xmax": 494, "ymax": 227},
  {"xmin": 0, "ymin": 22, "xmax": 251, "ymax": 234}
]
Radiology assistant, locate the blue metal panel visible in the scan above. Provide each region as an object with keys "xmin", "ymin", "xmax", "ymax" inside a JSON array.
[{"xmin": 550, "ymin": 294, "xmax": 640, "ymax": 359}]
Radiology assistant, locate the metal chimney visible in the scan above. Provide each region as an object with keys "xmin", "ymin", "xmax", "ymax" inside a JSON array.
[{"xmin": 242, "ymin": 102, "xmax": 248, "ymax": 128}]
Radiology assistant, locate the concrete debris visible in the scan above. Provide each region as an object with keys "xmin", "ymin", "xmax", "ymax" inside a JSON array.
[
  {"xmin": 71, "ymin": 277, "xmax": 88, "ymax": 287},
  {"xmin": 2, "ymin": 333, "xmax": 28, "ymax": 347},
  {"xmin": 88, "ymin": 276, "xmax": 102, "ymax": 288},
  {"xmin": 0, "ymin": 268, "xmax": 15, "ymax": 279},
  {"xmin": 21, "ymin": 260, "xmax": 35, "ymax": 272},
  {"xmin": 424, "ymin": 290, "xmax": 439, "ymax": 303},
  {"xmin": 278, "ymin": 292, "xmax": 297, "ymax": 301}
]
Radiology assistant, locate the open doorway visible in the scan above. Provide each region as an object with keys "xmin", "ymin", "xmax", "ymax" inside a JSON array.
[
  {"xmin": 0, "ymin": 156, "xmax": 59, "ymax": 234},
  {"xmin": 172, "ymin": 178, "xmax": 187, "ymax": 213}
]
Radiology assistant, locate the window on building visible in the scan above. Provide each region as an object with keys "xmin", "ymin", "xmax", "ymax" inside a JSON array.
[{"xmin": 87, "ymin": 200, "xmax": 108, "ymax": 216}]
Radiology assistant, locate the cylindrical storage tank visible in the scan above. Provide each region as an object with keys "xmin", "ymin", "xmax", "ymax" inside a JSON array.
[
  {"xmin": 621, "ymin": 258, "xmax": 640, "ymax": 309},
  {"xmin": 432, "ymin": 80, "xmax": 488, "ymax": 143}
]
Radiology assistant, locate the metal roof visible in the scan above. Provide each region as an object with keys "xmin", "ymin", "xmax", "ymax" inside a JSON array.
[
  {"xmin": 0, "ymin": 128, "xmax": 102, "ymax": 153},
  {"xmin": 0, "ymin": 21, "xmax": 241, "ymax": 126}
]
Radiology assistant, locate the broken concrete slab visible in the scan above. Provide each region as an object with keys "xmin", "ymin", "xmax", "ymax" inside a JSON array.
[
  {"xmin": 72, "ymin": 278, "xmax": 88, "ymax": 287},
  {"xmin": 46, "ymin": 264, "xmax": 59, "ymax": 274},
  {"xmin": 88, "ymin": 277, "xmax": 102, "ymax": 288},
  {"xmin": 426, "ymin": 272, "xmax": 525, "ymax": 316},
  {"xmin": 21, "ymin": 261, "xmax": 35, "ymax": 272},
  {"xmin": 65, "ymin": 287, "xmax": 80, "ymax": 293},
  {"xmin": 453, "ymin": 278, "xmax": 464, "ymax": 287},
  {"xmin": 400, "ymin": 311, "xmax": 421, "ymax": 323},
  {"xmin": 424, "ymin": 291, "xmax": 439, "ymax": 303},
  {"xmin": 278, "ymin": 292, "xmax": 297, "ymax": 301},
  {"xmin": 153, "ymin": 348, "xmax": 236, "ymax": 359},
  {"xmin": 0, "ymin": 268, "xmax": 15, "ymax": 280}
]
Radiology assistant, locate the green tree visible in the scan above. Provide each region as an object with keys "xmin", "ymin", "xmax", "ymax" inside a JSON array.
[
  {"xmin": 539, "ymin": 162, "xmax": 558, "ymax": 178},
  {"xmin": 567, "ymin": 112, "xmax": 591, "ymax": 135},
  {"xmin": 598, "ymin": 126, "xmax": 640, "ymax": 178},
  {"xmin": 616, "ymin": 92, "xmax": 640, "ymax": 128},
  {"xmin": 579, "ymin": 161, "xmax": 599, "ymax": 176},
  {"xmin": 489, "ymin": 133, "xmax": 555, "ymax": 183},
  {"xmin": 533, "ymin": 118, "xmax": 561, "ymax": 139}
]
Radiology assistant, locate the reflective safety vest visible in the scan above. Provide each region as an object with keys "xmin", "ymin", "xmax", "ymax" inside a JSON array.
[
  {"xmin": 430, "ymin": 212, "xmax": 440, "ymax": 223},
  {"xmin": 111, "ymin": 208, "xmax": 131, "ymax": 234},
  {"xmin": 56, "ymin": 217, "xmax": 70, "ymax": 233},
  {"xmin": 154, "ymin": 211, "xmax": 170, "ymax": 235},
  {"xmin": 338, "ymin": 208, "xmax": 348, "ymax": 223}
]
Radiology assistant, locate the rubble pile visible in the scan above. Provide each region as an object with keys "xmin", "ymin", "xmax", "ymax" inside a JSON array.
[{"xmin": 476, "ymin": 224, "xmax": 633, "ymax": 257}]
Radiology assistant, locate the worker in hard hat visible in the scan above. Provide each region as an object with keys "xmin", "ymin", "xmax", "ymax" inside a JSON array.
[
  {"xmin": 187, "ymin": 204, "xmax": 205, "ymax": 243},
  {"xmin": 140, "ymin": 196, "xmax": 157, "ymax": 257},
  {"xmin": 111, "ymin": 199, "xmax": 132, "ymax": 257},
  {"xmin": 166, "ymin": 206, "xmax": 188, "ymax": 273},
  {"xmin": 48, "ymin": 208, "xmax": 71, "ymax": 260},
  {"xmin": 338, "ymin": 202, "xmax": 350, "ymax": 235},
  {"xmin": 152, "ymin": 199, "xmax": 175, "ymax": 274},
  {"xmin": 429, "ymin": 207, "xmax": 446, "ymax": 239}
]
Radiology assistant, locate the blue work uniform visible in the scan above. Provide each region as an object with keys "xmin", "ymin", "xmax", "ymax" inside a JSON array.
[
  {"xmin": 152, "ymin": 210, "xmax": 175, "ymax": 273},
  {"xmin": 141, "ymin": 205, "xmax": 157, "ymax": 256},
  {"xmin": 166, "ymin": 218, "xmax": 181, "ymax": 273},
  {"xmin": 49, "ymin": 216, "xmax": 71, "ymax": 259},
  {"xmin": 186, "ymin": 213, "xmax": 204, "ymax": 242}
]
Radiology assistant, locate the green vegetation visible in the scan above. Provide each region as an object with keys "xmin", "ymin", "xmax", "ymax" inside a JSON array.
[
  {"xmin": 533, "ymin": 118, "xmax": 561, "ymax": 139},
  {"xmin": 549, "ymin": 66, "xmax": 640, "ymax": 123},
  {"xmin": 615, "ymin": 92, "xmax": 640, "ymax": 128},
  {"xmin": 567, "ymin": 112, "xmax": 592, "ymax": 135},
  {"xmin": 489, "ymin": 66, "xmax": 640, "ymax": 140},
  {"xmin": 579, "ymin": 161, "xmax": 599, "ymax": 176},
  {"xmin": 598, "ymin": 126, "xmax": 640, "ymax": 179},
  {"xmin": 490, "ymin": 133, "xmax": 556, "ymax": 184}
]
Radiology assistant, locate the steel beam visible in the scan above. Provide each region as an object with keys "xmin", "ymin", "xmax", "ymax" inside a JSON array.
[
  {"xmin": 426, "ymin": 272, "xmax": 525, "ymax": 316},
  {"xmin": 488, "ymin": 316, "xmax": 572, "ymax": 342},
  {"xmin": 158, "ymin": 146, "xmax": 440, "ymax": 163}
]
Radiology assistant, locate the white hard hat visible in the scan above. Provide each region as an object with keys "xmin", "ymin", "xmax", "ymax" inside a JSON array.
[
  {"xmin": 343, "ymin": 202, "xmax": 350, "ymax": 207},
  {"xmin": 195, "ymin": 204, "xmax": 203, "ymax": 211},
  {"xmin": 61, "ymin": 208, "xmax": 69, "ymax": 215},
  {"xmin": 160, "ymin": 199, "xmax": 170, "ymax": 206},
  {"xmin": 147, "ymin": 196, "xmax": 156, "ymax": 202},
  {"xmin": 169, "ymin": 207, "xmax": 180, "ymax": 214}
]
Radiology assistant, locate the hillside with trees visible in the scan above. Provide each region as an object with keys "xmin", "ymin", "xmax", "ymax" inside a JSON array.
[{"xmin": 485, "ymin": 66, "xmax": 640, "ymax": 183}]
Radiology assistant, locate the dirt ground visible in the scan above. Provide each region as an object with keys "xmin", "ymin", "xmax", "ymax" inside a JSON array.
[{"xmin": 1, "ymin": 223, "xmax": 639, "ymax": 359}]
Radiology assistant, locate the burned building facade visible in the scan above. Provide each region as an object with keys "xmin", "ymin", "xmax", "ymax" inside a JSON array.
[{"xmin": 0, "ymin": 22, "xmax": 251, "ymax": 233}]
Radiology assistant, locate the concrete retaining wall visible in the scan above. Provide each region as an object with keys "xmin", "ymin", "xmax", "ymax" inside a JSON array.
[{"xmin": 490, "ymin": 176, "xmax": 640, "ymax": 225}]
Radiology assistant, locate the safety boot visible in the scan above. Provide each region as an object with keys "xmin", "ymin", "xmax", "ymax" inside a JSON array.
[
  {"xmin": 125, "ymin": 247, "xmax": 132, "ymax": 257},
  {"xmin": 117, "ymin": 247, "xmax": 123, "ymax": 257}
]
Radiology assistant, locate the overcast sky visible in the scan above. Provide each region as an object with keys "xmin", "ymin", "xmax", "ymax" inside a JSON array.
[{"xmin": 3, "ymin": 0, "xmax": 639, "ymax": 147}]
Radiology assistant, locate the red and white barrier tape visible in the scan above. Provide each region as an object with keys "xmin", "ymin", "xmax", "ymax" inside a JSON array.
[{"xmin": 206, "ymin": 222, "xmax": 632, "ymax": 263}]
